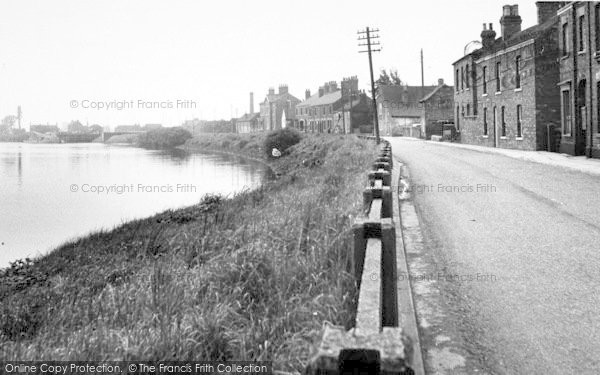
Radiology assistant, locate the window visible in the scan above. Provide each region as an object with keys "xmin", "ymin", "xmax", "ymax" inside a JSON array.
[
  {"xmin": 562, "ymin": 90, "xmax": 572, "ymax": 135},
  {"xmin": 496, "ymin": 62, "xmax": 501, "ymax": 92},
  {"xmin": 483, "ymin": 107, "xmax": 488, "ymax": 135},
  {"xmin": 516, "ymin": 105, "xmax": 522, "ymax": 137},
  {"xmin": 562, "ymin": 23, "xmax": 569, "ymax": 56},
  {"xmin": 466, "ymin": 64, "xmax": 470, "ymax": 88},
  {"xmin": 483, "ymin": 66, "xmax": 487, "ymax": 94},
  {"xmin": 455, "ymin": 69, "xmax": 459, "ymax": 91},
  {"xmin": 579, "ymin": 15, "xmax": 585, "ymax": 51},
  {"xmin": 493, "ymin": 106, "xmax": 497, "ymax": 133},
  {"xmin": 515, "ymin": 56, "xmax": 521, "ymax": 89},
  {"xmin": 501, "ymin": 106, "xmax": 506, "ymax": 137},
  {"xmin": 461, "ymin": 66, "xmax": 464, "ymax": 90}
]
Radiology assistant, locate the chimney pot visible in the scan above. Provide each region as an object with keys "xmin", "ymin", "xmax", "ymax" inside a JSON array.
[
  {"xmin": 500, "ymin": 4, "xmax": 522, "ymax": 40},
  {"xmin": 305, "ymin": 89, "xmax": 311, "ymax": 100}
]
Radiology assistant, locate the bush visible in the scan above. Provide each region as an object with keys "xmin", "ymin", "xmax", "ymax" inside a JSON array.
[{"xmin": 263, "ymin": 128, "xmax": 302, "ymax": 158}]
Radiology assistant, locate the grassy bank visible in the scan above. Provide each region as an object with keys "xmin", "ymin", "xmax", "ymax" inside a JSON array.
[
  {"xmin": 0, "ymin": 133, "xmax": 379, "ymax": 372},
  {"xmin": 183, "ymin": 132, "xmax": 267, "ymax": 161}
]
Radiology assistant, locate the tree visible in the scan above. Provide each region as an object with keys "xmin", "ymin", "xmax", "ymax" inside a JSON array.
[
  {"xmin": 0, "ymin": 115, "xmax": 17, "ymax": 132},
  {"xmin": 68, "ymin": 120, "xmax": 86, "ymax": 133},
  {"xmin": 376, "ymin": 68, "xmax": 403, "ymax": 86}
]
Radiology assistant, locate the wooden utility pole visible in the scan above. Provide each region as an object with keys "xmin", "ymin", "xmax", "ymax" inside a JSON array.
[
  {"xmin": 420, "ymin": 49, "xmax": 425, "ymax": 101},
  {"xmin": 17, "ymin": 106, "xmax": 22, "ymax": 130},
  {"xmin": 358, "ymin": 27, "xmax": 381, "ymax": 143}
]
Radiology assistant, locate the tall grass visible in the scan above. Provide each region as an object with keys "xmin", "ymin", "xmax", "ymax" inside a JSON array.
[{"xmin": 0, "ymin": 134, "xmax": 378, "ymax": 372}]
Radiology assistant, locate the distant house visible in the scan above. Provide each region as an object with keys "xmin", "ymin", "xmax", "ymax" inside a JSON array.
[
  {"xmin": 333, "ymin": 92, "xmax": 373, "ymax": 134},
  {"xmin": 295, "ymin": 81, "xmax": 342, "ymax": 133},
  {"xmin": 30, "ymin": 125, "xmax": 59, "ymax": 134},
  {"xmin": 236, "ymin": 113, "xmax": 261, "ymax": 133},
  {"xmin": 419, "ymin": 79, "xmax": 455, "ymax": 138},
  {"xmin": 377, "ymin": 84, "xmax": 437, "ymax": 137},
  {"xmin": 259, "ymin": 85, "xmax": 301, "ymax": 131}
]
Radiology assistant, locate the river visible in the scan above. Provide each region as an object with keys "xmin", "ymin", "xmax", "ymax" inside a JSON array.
[{"xmin": 0, "ymin": 142, "xmax": 269, "ymax": 269}]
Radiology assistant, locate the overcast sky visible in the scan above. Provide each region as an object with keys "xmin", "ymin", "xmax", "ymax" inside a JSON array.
[{"xmin": 0, "ymin": 0, "xmax": 538, "ymax": 129}]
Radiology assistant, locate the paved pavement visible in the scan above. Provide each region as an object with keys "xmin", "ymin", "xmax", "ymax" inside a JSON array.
[
  {"xmin": 399, "ymin": 137, "xmax": 600, "ymax": 176},
  {"xmin": 386, "ymin": 137, "xmax": 600, "ymax": 374}
]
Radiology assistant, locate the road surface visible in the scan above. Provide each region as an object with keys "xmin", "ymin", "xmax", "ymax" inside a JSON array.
[{"xmin": 387, "ymin": 137, "xmax": 600, "ymax": 374}]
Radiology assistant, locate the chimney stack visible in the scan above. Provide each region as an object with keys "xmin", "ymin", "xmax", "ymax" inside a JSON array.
[
  {"xmin": 249, "ymin": 92, "xmax": 254, "ymax": 114},
  {"xmin": 305, "ymin": 89, "xmax": 311, "ymax": 100},
  {"xmin": 500, "ymin": 4, "xmax": 522, "ymax": 41},
  {"xmin": 481, "ymin": 23, "xmax": 497, "ymax": 49},
  {"xmin": 278, "ymin": 84, "xmax": 288, "ymax": 94},
  {"xmin": 268, "ymin": 87, "xmax": 275, "ymax": 96},
  {"xmin": 536, "ymin": 2, "xmax": 560, "ymax": 25},
  {"xmin": 318, "ymin": 87, "xmax": 324, "ymax": 97}
]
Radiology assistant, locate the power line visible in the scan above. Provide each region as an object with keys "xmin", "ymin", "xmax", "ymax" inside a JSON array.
[{"xmin": 358, "ymin": 27, "xmax": 381, "ymax": 143}]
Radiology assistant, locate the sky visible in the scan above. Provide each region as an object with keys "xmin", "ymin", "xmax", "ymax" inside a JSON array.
[{"xmin": 0, "ymin": 0, "xmax": 538, "ymax": 130}]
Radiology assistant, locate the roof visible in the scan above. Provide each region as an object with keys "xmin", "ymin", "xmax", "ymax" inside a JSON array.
[
  {"xmin": 377, "ymin": 85, "xmax": 437, "ymax": 106},
  {"xmin": 237, "ymin": 112, "xmax": 260, "ymax": 122},
  {"xmin": 455, "ymin": 14, "xmax": 559, "ymax": 64},
  {"xmin": 297, "ymin": 90, "xmax": 342, "ymax": 107},
  {"xmin": 264, "ymin": 91, "xmax": 301, "ymax": 104},
  {"xmin": 419, "ymin": 84, "xmax": 453, "ymax": 102}
]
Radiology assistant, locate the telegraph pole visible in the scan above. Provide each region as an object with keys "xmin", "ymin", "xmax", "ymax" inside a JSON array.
[
  {"xmin": 17, "ymin": 106, "xmax": 22, "ymax": 130},
  {"xmin": 421, "ymin": 49, "xmax": 425, "ymax": 101},
  {"xmin": 358, "ymin": 27, "xmax": 381, "ymax": 143}
]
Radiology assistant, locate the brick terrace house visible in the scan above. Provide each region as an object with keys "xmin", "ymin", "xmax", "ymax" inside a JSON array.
[
  {"xmin": 453, "ymin": 3, "xmax": 562, "ymax": 151},
  {"xmin": 557, "ymin": 1, "xmax": 600, "ymax": 158},
  {"xmin": 296, "ymin": 81, "xmax": 343, "ymax": 133},
  {"xmin": 259, "ymin": 85, "xmax": 301, "ymax": 131},
  {"xmin": 419, "ymin": 79, "xmax": 455, "ymax": 138},
  {"xmin": 377, "ymin": 84, "xmax": 437, "ymax": 137}
]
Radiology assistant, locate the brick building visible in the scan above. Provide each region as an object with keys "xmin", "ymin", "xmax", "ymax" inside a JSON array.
[
  {"xmin": 295, "ymin": 81, "xmax": 341, "ymax": 133},
  {"xmin": 259, "ymin": 85, "xmax": 301, "ymax": 131},
  {"xmin": 453, "ymin": 3, "xmax": 562, "ymax": 151},
  {"xmin": 377, "ymin": 84, "xmax": 437, "ymax": 137},
  {"xmin": 419, "ymin": 79, "xmax": 455, "ymax": 138},
  {"xmin": 557, "ymin": 2, "xmax": 600, "ymax": 158},
  {"xmin": 236, "ymin": 92, "xmax": 261, "ymax": 133},
  {"xmin": 334, "ymin": 91, "xmax": 373, "ymax": 134}
]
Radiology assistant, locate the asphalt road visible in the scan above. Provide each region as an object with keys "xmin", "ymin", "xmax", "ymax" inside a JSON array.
[{"xmin": 387, "ymin": 138, "xmax": 600, "ymax": 375}]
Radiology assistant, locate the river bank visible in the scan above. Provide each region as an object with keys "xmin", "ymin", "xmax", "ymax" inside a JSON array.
[{"xmin": 0, "ymin": 132, "xmax": 379, "ymax": 372}]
